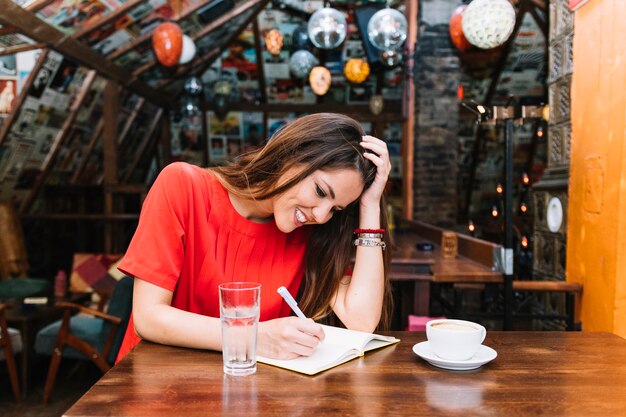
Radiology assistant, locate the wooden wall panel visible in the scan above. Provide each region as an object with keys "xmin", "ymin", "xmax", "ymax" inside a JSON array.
[{"xmin": 568, "ymin": 0, "xmax": 626, "ymax": 336}]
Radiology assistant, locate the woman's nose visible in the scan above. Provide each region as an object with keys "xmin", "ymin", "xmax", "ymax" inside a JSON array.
[{"xmin": 312, "ymin": 203, "xmax": 333, "ymax": 224}]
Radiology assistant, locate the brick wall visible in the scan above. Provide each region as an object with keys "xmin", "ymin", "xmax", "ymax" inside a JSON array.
[{"xmin": 412, "ymin": 0, "xmax": 462, "ymax": 226}]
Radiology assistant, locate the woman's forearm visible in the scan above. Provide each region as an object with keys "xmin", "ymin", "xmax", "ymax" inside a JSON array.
[
  {"xmin": 134, "ymin": 303, "xmax": 223, "ymax": 351},
  {"xmin": 333, "ymin": 203, "xmax": 384, "ymax": 331},
  {"xmin": 132, "ymin": 278, "xmax": 222, "ymax": 351}
]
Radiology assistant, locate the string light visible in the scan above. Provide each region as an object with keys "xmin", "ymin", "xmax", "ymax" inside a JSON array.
[
  {"xmin": 521, "ymin": 236, "xmax": 529, "ymax": 248},
  {"xmin": 520, "ymin": 201, "xmax": 527, "ymax": 213},
  {"xmin": 491, "ymin": 205, "xmax": 499, "ymax": 217},
  {"xmin": 537, "ymin": 125, "xmax": 544, "ymax": 138},
  {"xmin": 496, "ymin": 183, "xmax": 503, "ymax": 194},
  {"xmin": 522, "ymin": 173, "xmax": 530, "ymax": 185},
  {"xmin": 468, "ymin": 220, "xmax": 475, "ymax": 233}
]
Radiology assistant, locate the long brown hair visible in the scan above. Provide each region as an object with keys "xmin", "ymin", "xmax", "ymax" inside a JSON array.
[{"xmin": 212, "ymin": 113, "xmax": 392, "ymax": 329}]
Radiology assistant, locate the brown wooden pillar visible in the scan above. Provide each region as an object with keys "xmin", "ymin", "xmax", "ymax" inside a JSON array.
[{"xmin": 103, "ymin": 80, "xmax": 119, "ymax": 253}]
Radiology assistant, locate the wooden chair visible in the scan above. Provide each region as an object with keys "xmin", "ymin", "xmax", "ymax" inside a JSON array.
[
  {"xmin": 0, "ymin": 303, "xmax": 22, "ymax": 402},
  {"xmin": 35, "ymin": 276, "xmax": 133, "ymax": 404},
  {"xmin": 452, "ymin": 280, "xmax": 583, "ymax": 330},
  {"xmin": 0, "ymin": 201, "xmax": 50, "ymax": 300},
  {"xmin": 511, "ymin": 280, "xmax": 583, "ymax": 331}
]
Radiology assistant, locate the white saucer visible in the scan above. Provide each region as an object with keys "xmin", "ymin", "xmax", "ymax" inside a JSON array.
[{"xmin": 412, "ymin": 341, "xmax": 497, "ymax": 371}]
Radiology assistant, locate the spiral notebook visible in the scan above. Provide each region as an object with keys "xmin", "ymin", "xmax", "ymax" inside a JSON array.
[{"xmin": 257, "ymin": 324, "xmax": 400, "ymax": 375}]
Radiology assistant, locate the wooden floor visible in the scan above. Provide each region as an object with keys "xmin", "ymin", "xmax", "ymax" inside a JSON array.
[{"xmin": 0, "ymin": 359, "xmax": 101, "ymax": 417}]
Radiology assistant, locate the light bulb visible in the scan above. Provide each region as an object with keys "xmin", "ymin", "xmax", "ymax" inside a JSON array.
[
  {"xmin": 308, "ymin": 7, "xmax": 347, "ymax": 50},
  {"xmin": 367, "ymin": 8, "xmax": 408, "ymax": 51}
]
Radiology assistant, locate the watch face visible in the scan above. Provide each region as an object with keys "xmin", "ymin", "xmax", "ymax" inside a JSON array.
[{"xmin": 547, "ymin": 197, "xmax": 563, "ymax": 233}]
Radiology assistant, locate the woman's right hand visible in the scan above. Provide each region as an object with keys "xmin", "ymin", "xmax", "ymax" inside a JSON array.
[{"xmin": 257, "ymin": 317, "xmax": 325, "ymax": 360}]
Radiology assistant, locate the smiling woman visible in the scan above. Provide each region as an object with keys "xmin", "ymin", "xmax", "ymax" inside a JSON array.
[{"xmin": 115, "ymin": 113, "xmax": 393, "ymax": 362}]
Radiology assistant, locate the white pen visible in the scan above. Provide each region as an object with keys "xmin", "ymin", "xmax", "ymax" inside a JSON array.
[{"xmin": 277, "ymin": 286, "xmax": 307, "ymax": 319}]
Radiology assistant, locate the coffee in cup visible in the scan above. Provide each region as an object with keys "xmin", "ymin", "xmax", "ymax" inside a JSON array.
[{"xmin": 426, "ymin": 319, "xmax": 486, "ymax": 361}]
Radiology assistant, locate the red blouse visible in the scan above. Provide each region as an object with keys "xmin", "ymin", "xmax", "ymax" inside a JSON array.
[{"xmin": 116, "ymin": 162, "xmax": 308, "ymax": 361}]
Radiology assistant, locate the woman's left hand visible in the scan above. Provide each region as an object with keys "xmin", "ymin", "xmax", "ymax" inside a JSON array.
[{"xmin": 360, "ymin": 135, "xmax": 391, "ymax": 207}]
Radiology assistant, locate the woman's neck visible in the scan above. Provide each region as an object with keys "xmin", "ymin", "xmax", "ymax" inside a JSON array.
[{"xmin": 228, "ymin": 192, "xmax": 273, "ymax": 223}]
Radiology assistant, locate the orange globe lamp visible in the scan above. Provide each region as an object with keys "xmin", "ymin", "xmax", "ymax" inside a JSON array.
[
  {"xmin": 344, "ymin": 58, "xmax": 370, "ymax": 84},
  {"xmin": 265, "ymin": 28, "xmax": 284, "ymax": 56},
  {"xmin": 449, "ymin": 5, "xmax": 472, "ymax": 52},
  {"xmin": 309, "ymin": 66, "xmax": 332, "ymax": 96},
  {"xmin": 152, "ymin": 22, "xmax": 183, "ymax": 67}
]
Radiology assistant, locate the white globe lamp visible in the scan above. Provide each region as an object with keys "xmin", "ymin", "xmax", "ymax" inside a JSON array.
[
  {"xmin": 462, "ymin": 0, "xmax": 516, "ymax": 49},
  {"xmin": 307, "ymin": 7, "xmax": 347, "ymax": 50}
]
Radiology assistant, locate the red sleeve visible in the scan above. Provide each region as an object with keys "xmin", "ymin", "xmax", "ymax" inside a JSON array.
[{"xmin": 117, "ymin": 162, "xmax": 195, "ymax": 292}]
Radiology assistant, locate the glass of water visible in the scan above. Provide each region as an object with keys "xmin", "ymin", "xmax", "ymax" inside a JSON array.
[{"xmin": 218, "ymin": 282, "xmax": 261, "ymax": 376}]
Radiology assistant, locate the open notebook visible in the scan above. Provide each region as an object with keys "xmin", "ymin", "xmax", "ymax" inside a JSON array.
[{"xmin": 257, "ymin": 324, "xmax": 400, "ymax": 375}]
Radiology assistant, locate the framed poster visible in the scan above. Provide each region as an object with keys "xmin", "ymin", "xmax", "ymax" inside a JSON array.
[
  {"xmin": 0, "ymin": 78, "xmax": 17, "ymax": 115},
  {"xmin": 0, "ymin": 55, "xmax": 17, "ymax": 77},
  {"xmin": 209, "ymin": 135, "xmax": 227, "ymax": 162}
]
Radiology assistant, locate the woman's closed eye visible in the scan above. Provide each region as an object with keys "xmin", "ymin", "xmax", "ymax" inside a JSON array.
[
  {"xmin": 316, "ymin": 184, "xmax": 342, "ymax": 213},
  {"xmin": 315, "ymin": 184, "xmax": 326, "ymax": 198}
]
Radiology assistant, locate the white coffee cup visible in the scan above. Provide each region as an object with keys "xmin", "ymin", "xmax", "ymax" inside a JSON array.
[{"xmin": 426, "ymin": 319, "xmax": 486, "ymax": 361}]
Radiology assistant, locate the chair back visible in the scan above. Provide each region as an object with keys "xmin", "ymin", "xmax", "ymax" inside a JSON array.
[
  {"xmin": 69, "ymin": 253, "xmax": 124, "ymax": 310},
  {"xmin": 101, "ymin": 276, "xmax": 133, "ymax": 363},
  {"xmin": 0, "ymin": 202, "xmax": 50, "ymax": 301},
  {"xmin": 0, "ymin": 201, "xmax": 29, "ymax": 279}
]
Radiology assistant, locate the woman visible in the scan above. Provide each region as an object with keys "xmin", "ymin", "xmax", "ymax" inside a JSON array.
[{"xmin": 116, "ymin": 113, "xmax": 392, "ymax": 361}]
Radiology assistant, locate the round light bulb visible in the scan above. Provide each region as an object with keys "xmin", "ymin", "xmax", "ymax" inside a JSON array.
[
  {"xmin": 289, "ymin": 50, "xmax": 319, "ymax": 78},
  {"xmin": 307, "ymin": 7, "xmax": 347, "ymax": 50},
  {"xmin": 367, "ymin": 8, "xmax": 408, "ymax": 51},
  {"xmin": 462, "ymin": 0, "xmax": 516, "ymax": 49}
]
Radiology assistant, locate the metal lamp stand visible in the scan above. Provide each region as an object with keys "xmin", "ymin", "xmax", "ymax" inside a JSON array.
[{"xmin": 463, "ymin": 103, "xmax": 546, "ymax": 330}]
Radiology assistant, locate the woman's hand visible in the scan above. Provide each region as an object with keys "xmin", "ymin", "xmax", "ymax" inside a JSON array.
[
  {"xmin": 360, "ymin": 135, "xmax": 391, "ymax": 208},
  {"xmin": 257, "ymin": 317, "xmax": 325, "ymax": 360}
]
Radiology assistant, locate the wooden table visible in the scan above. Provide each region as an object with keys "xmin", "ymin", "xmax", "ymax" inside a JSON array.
[
  {"xmin": 5, "ymin": 303, "xmax": 62, "ymax": 398},
  {"xmin": 64, "ymin": 331, "xmax": 626, "ymax": 416},
  {"xmin": 390, "ymin": 222, "xmax": 503, "ymax": 324},
  {"xmin": 4, "ymin": 292, "xmax": 91, "ymax": 398}
]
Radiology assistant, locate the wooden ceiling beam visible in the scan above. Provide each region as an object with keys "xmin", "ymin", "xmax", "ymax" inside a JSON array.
[
  {"xmin": 72, "ymin": 0, "xmax": 148, "ymax": 39},
  {"xmin": 133, "ymin": 0, "xmax": 263, "ymax": 78},
  {"xmin": 107, "ymin": 0, "xmax": 217, "ymax": 60},
  {"xmin": 0, "ymin": 0, "xmax": 169, "ymax": 106},
  {"xmin": 0, "ymin": 25, "xmax": 16, "ymax": 36},
  {"xmin": 20, "ymin": 70, "xmax": 97, "ymax": 213},
  {"xmin": 122, "ymin": 108, "xmax": 163, "ymax": 183},
  {"xmin": 0, "ymin": 49, "xmax": 48, "ymax": 146},
  {"xmin": 0, "ymin": 42, "xmax": 45, "ymax": 56},
  {"xmin": 157, "ymin": 0, "xmax": 269, "ymax": 90},
  {"xmin": 527, "ymin": 1, "xmax": 548, "ymax": 39},
  {"xmin": 25, "ymin": 0, "xmax": 56, "ymax": 13}
]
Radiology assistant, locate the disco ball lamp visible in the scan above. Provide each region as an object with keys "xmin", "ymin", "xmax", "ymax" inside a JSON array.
[
  {"xmin": 289, "ymin": 50, "xmax": 319, "ymax": 79},
  {"xmin": 292, "ymin": 24, "xmax": 312, "ymax": 51},
  {"xmin": 307, "ymin": 7, "xmax": 347, "ymax": 50},
  {"xmin": 462, "ymin": 0, "xmax": 516, "ymax": 49},
  {"xmin": 367, "ymin": 8, "xmax": 408, "ymax": 51},
  {"xmin": 379, "ymin": 49, "xmax": 402, "ymax": 67},
  {"xmin": 183, "ymin": 77, "xmax": 203, "ymax": 96}
]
